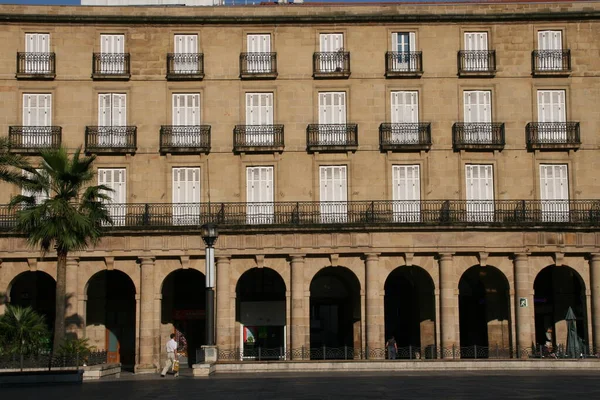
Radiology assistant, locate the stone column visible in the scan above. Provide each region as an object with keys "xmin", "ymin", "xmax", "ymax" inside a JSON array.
[
  {"xmin": 136, "ymin": 257, "xmax": 156, "ymax": 373},
  {"xmin": 65, "ymin": 257, "xmax": 79, "ymax": 338},
  {"xmin": 365, "ymin": 253, "xmax": 384, "ymax": 359},
  {"xmin": 590, "ymin": 254, "xmax": 600, "ymax": 352},
  {"xmin": 439, "ymin": 253, "xmax": 458, "ymax": 357},
  {"xmin": 216, "ymin": 256, "xmax": 232, "ymax": 350},
  {"xmin": 514, "ymin": 253, "xmax": 534, "ymax": 357},
  {"xmin": 290, "ymin": 255, "xmax": 308, "ymax": 359}
]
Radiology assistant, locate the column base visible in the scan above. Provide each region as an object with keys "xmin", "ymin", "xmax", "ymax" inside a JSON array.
[
  {"xmin": 202, "ymin": 345, "xmax": 218, "ymax": 363},
  {"xmin": 192, "ymin": 363, "xmax": 216, "ymax": 376},
  {"xmin": 134, "ymin": 364, "xmax": 157, "ymax": 374}
]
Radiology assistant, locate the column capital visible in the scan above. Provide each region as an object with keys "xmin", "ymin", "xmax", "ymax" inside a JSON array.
[
  {"xmin": 437, "ymin": 253, "xmax": 453, "ymax": 262},
  {"xmin": 364, "ymin": 253, "xmax": 380, "ymax": 262},
  {"xmin": 216, "ymin": 255, "xmax": 231, "ymax": 263},
  {"xmin": 66, "ymin": 256, "xmax": 79, "ymax": 264},
  {"xmin": 590, "ymin": 254, "xmax": 600, "ymax": 263},
  {"xmin": 138, "ymin": 256, "xmax": 155, "ymax": 266},
  {"xmin": 290, "ymin": 254, "xmax": 306, "ymax": 263},
  {"xmin": 513, "ymin": 253, "xmax": 530, "ymax": 262}
]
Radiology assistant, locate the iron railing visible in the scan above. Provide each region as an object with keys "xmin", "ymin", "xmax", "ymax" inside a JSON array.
[
  {"xmin": 233, "ymin": 125, "xmax": 284, "ymax": 152},
  {"xmin": 166, "ymin": 53, "xmax": 204, "ymax": 80},
  {"xmin": 92, "ymin": 53, "xmax": 131, "ymax": 78},
  {"xmin": 0, "ymin": 200, "xmax": 597, "ymax": 232},
  {"xmin": 458, "ymin": 50, "xmax": 496, "ymax": 75},
  {"xmin": 85, "ymin": 126, "xmax": 137, "ymax": 153},
  {"xmin": 8, "ymin": 126, "xmax": 62, "ymax": 151},
  {"xmin": 452, "ymin": 123, "xmax": 505, "ymax": 151},
  {"xmin": 306, "ymin": 124, "xmax": 358, "ymax": 151},
  {"xmin": 526, "ymin": 122, "xmax": 580, "ymax": 150},
  {"xmin": 239, "ymin": 52, "xmax": 278, "ymax": 78},
  {"xmin": 385, "ymin": 51, "xmax": 423, "ymax": 77},
  {"xmin": 379, "ymin": 123, "xmax": 432, "ymax": 151},
  {"xmin": 159, "ymin": 125, "xmax": 211, "ymax": 153},
  {"xmin": 532, "ymin": 50, "xmax": 571, "ymax": 75},
  {"xmin": 313, "ymin": 51, "xmax": 351, "ymax": 77},
  {"xmin": 16, "ymin": 52, "xmax": 56, "ymax": 78},
  {"xmin": 0, "ymin": 351, "xmax": 107, "ymax": 371}
]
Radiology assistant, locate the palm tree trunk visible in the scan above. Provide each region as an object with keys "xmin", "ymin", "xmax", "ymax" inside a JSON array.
[{"xmin": 53, "ymin": 250, "xmax": 68, "ymax": 353}]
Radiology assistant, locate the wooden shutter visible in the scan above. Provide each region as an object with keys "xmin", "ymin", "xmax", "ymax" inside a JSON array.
[
  {"xmin": 246, "ymin": 93, "xmax": 273, "ymax": 125},
  {"xmin": 464, "ymin": 91, "xmax": 491, "ymax": 123},
  {"xmin": 23, "ymin": 94, "xmax": 51, "ymax": 127},
  {"xmin": 464, "ymin": 32, "xmax": 488, "ymax": 51},
  {"xmin": 319, "ymin": 92, "xmax": 346, "ymax": 124},
  {"xmin": 246, "ymin": 166, "xmax": 274, "ymax": 224},
  {"xmin": 98, "ymin": 168, "xmax": 126, "ymax": 226},
  {"xmin": 320, "ymin": 33, "xmax": 343, "ymax": 52},
  {"xmin": 174, "ymin": 34, "xmax": 198, "ymax": 54},
  {"xmin": 101, "ymin": 34, "xmax": 124, "ymax": 54},
  {"xmin": 320, "ymin": 166, "xmax": 347, "ymax": 202},
  {"xmin": 537, "ymin": 90, "xmax": 565, "ymax": 123},
  {"xmin": 540, "ymin": 164, "xmax": 568, "ymax": 201},
  {"xmin": 25, "ymin": 33, "xmax": 49, "ymax": 53},
  {"xmin": 466, "ymin": 164, "xmax": 494, "ymax": 201},
  {"xmin": 393, "ymin": 165, "xmax": 420, "ymax": 202},
  {"xmin": 538, "ymin": 30, "xmax": 562, "ymax": 50},
  {"xmin": 173, "ymin": 167, "xmax": 200, "ymax": 204},
  {"xmin": 22, "ymin": 169, "xmax": 48, "ymax": 205},
  {"xmin": 173, "ymin": 94, "xmax": 200, "ymax": 126},
  {"xmin": 391, "ymin": 91, "xmax": 418, "ymax": 123}
]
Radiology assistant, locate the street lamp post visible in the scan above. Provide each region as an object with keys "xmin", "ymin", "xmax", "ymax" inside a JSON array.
[{"xmin": 201, "ymin": 223, "xmax": 218, "ymax": 347}]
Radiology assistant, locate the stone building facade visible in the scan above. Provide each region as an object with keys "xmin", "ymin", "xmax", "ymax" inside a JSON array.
[{"xmin": 0, "ymin": 2, "xmax": 599, "ymax": 371}]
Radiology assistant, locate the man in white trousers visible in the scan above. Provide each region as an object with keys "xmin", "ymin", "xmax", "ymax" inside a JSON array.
[{"xmin": 161, "ymin": 333, "xmax": 179, "ymax": 377}]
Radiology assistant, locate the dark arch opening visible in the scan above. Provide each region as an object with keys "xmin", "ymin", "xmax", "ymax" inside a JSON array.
[
  {"xmin": 310, "ymin": 266, "xmax": 361, "ymax": 358},
  {"xmin": 236, "ymin": 267, "xmax": 286, "ymax": 359},
  {"xmin": 161, "ymin": 269, "xmax": 206, "ymax": 367},
  {"xmin": 534, "ymin": 265, "xmax": 587, "ymax": 350},
  {"xmin": 384, "ymin": 266, "xmax": 436, "ymax": 358},
  {"xmin": 459, "ymin": 265, "xmax": 511, "ymax": 357},
  {"xmin": 86, "ymin": 270, "xmax": 136, "ymax": 368}
]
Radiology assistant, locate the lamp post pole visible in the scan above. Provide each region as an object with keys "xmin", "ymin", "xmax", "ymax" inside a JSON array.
[{"xmin": 201, "ymin": 224, "xmax": 218, "ymax": 348}]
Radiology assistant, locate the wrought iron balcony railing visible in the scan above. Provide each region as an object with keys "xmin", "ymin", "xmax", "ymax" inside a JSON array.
[
  {"xmin": 85, "ymin": 126, "xmax": 137, "ymax": 153},
  {"xmin": 458, "ymin": 50, "xmax": 496, "ymax": 76},
  {"xmin": 8, "ymin": 126, "xmax": 62, "ymax": 152},
  {"xmin": 385, "ymin": 52, "xmax": 423, "ymax": 78},
  {"xmin": 159, "ymin": 125, "xmax": 211, "ymax": 154},
  {"xmin": 525, "ymin": 122, "xmax": 580, "ymax": 151},
  {"xmin": 233, "ymin": 125, "xmax": 284, "ymax": 153},
  {"xmin": 313, "ymin": 51, "xmax": 351, "ymax": 78},
  {"xmin": 379, "ymin": 123, "xmax": 431, "ymax": 151},
  {"xmin": 239, "ymin": 53, "xmax": 278, "ymax": 79},
  {"xmin": 306, "ymin": 124, "xmax": 358, "ymax": 152},
  {"xmin": 92, "ymin": 53, "xmax": 131, "ymax": 79},
  {"xmin": 452, "ymin": 123, "xmax": 505, "ymax": 151},
  {"xmin": 16, "ymin": 52, "xmax": 56, "ymax": 79},
  {"xmin": 0, "ymin": 200, "xmax": 596, "ymax": 232},
  {"xmin": 532, "ymin": 50, "xmax": 571, "ymax": 76},
  {"xmin": 166, "ymin": 53, "xmax": 204, "ymax": 80}
]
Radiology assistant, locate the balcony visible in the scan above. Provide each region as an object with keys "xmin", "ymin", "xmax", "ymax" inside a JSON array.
[
  {"xmin": 92, "ymin": 53, "xmax": 131, "ymax": 80},
  {"xmin": 85, "ymin": 126, "xmax": 137, "ymax": 154},
  {"xmin": 379, "ymin": 123, "xmax": 431, "ymax": 151},
  {"xmin": 532, "ymin": 50, "xmax": 571, "ymax": 76},
  {"xmin": 385, "ymin": 52, "xmax": 423, "ymax": 78},
  {"xmin": 239, "ymin": 53, "xmax": 278, "ymax": 79},
  {"xmin": 0, "ymin": 199, "xmax": 595, "ymax": 233},
  {"xmin": 452, "ymin": 123, "xmax": 505, "ymax": 151},
  {"xmin": 457, "ymin": 50, "xmax": 496, "ymax": 77},
  {"xmin": 525, "ymin": 122, "xmax": 580, "ymax": 151},
  {"xmin": 159, "ymin": 125, "xmax": 211, "ymax": 154},
  {"xmin": 313, "ymin": 51, "xmax": 351, "ymax": 79},
  {"xmin": 166, "ymin": 53, "xmax": 204, "ymax": 80},
  {"xmin": 306, "ymin": 124, "xmax": 358, "ymax": 153},
  {"xmin": 8, "ymin": 126, "xmax": 61, "ymax": 153},
  {"xmin": 233, "ymin": 125, "xmax": 284, "ymax": 153},
  {"xmin": 16, "ymin": 52, "xmax": 56, "ymax": 79}
]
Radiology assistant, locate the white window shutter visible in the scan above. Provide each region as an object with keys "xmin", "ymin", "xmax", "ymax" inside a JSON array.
[
  {"xmin": 113, "ymin": 94, "xmax": 126, "ymax": 126},
  {"xmin": 98, "ymin": 94, "xmax": 111, "ymax": 127},
  {"xmin": 409, "ymin": 32, "xmax": 416, "ymax": 51}
]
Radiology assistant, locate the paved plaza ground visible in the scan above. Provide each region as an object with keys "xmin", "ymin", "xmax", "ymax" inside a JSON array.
[{"xmin": 2, "ymin": 370, "xmax": 599, "ymax": 399}]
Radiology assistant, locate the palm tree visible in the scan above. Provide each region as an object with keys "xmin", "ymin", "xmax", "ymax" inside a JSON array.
[
  {"xmin": 0, "ymin": 305, "xmax": 49, "ymax": 356},
  {"xmin": 6, "ymin": 146, "xmax": 112, "ymax": 352},
  {"xmin": 0, "ymin": 137, "xmax": 29, "ymax": 185}
]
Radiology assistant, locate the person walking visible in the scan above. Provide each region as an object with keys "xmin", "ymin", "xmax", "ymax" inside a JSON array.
[
  {"xmin": 386, "ymin": 335, "xmax": 398, "ymax": 360},
  {"xmin": 161, "ymin": 333, "xmax": 179, "ymax": 377}
]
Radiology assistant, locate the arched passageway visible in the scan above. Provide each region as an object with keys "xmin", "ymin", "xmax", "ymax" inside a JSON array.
[
  {"xmin": 236, "ymin": 267, "xmax": 286, "ymax": 359},
  {"xmin": 384, "ymin": 266, "xmax": 436, "ymax": 358},
  {"xmin": 459, "ymin": 266, "xmax": 511, "ymax": 357},
  {"xmin": 534, "ymin": 265, "xmax": 587, "ymax": 350},
  {"xmin": 310, "ymin": 266, "xmax": 361, "ymax": 358},
  {"xmin": 8, "ymin": 271, "xmax": 56, "ymax": 339},
  {"xmin": 86, "ymin": 270, "xmax": 136, "ymax": 367},
  {"xmin": 161, "ymin": 269, "xmax": 206, "ymax": 366}
]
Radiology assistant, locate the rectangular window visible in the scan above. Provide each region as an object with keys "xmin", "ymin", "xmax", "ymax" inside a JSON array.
[
  {"xmin": 391, "ymin": 91, "xmax": 419, "ymax": 143},
  {"xmin": 173, "ymin": 93, "xmax": 200, "ymax": 126},
  {"xmin": 464, "ymin": 32, "xmax": 488, "ymax": 71},
  {"xmin": 465, "ymin": 164, "xmax": 494, "ymax": 222},
  {"xmin": 174, "ymin": 34, "xmax": 199, "ymax": 73},
  {"xmin": 392, "ymin": 165, "xmax": 421, "ymax": 223},
  {"xmin": 537, "ymin": 30, "xmax": 563, "ymax": 70},
  {"xmin": 172, "ymin": 167, "xmax": 200, "ymax": 226},
  {"xmin": 100, "ymin": 34, "xmax": 125, "ymax": 73},
  {"xmin": 98, "ymin": 93, "xmax": 127, "ymax": 146},
  {"xmin": 21, "ymin": 169, "xmax": 48, "ymax": 205},
  {"xmin": 391, "ymin": 32, "xmax": 416, "ymax": 71},
  {"xmin": 246, "ymin": 93, "xmax": 274, "ymax": 144},
  {"xmin": 25, "ymin": 33, "xmax": 50, "ymax": 73},
  {"xmin": 318, "ymin": 92, "xmax": 346, "ymax": 144},
  {"xmin": 247, "ymin": 34, "xmax": 271, "ymax": 73},
  {"xmin": 98, "ymin": 168, "xmax": 126, "ymax": 226},
  {"xmin": 463, "ymin": 90, "xmax": 492, "ymax": 142},
  {"xmin": 23, "ymin": 94, "xmax": 52, "ymax": 146},
  {"xmin": 246, "ymin": 166, "xmax": 274, "ymax": 224},
  {"xmin": 319, "ymin": 165, "xmax": 347, "ymax": 223},
  {"xmin": 319, "ymin": 33, "xmax": 344, "ymax": 72},
  {"xmin": 537, "ymin": 90, "xmax": 566, "ymax": 141},
  {"xmin": 540, "ymin": 164, "xmax": 569, "ymax": 222}
]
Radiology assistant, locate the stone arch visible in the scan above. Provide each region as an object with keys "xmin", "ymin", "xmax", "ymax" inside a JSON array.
[
  {"xmin": 309, "ymin": 266, "xmax": 361, "ymax": 358},
  {"xmin": 86, "ymin": 270, "xmax": 136, "ymax": 368},
  {"xmin": 458, "ymin": 265, "xmax": 511, "ymax": 356},
  {"xmin": 7, "ymin": 271, "xmax": 56, "ymax": 335},
  {"xmin": 534, "ymin": 265, "xmax": 587, "ymax": 349},
  {"xmin": 384, "ymin": 265, "xmax": 436, "ymax": 356}
]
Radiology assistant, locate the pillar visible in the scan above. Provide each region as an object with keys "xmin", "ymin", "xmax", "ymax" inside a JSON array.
[
  {"xmin": 514, "ymin": 253, "xmax": 534, "ymax": 357},
  {"xmin": 216, "ymin": 256, "xmax": 232, "ymax": 349},
  {"xmin": 136, "ymin": 256, "xmax": 156, "ymax": 373},
  {"xmin": 365, "ymin": 253, "xmax": 384, "ymax": 359},
  {"xmin": 290, "ymin": 254, "xmax": 308, "ymax": 359},
  {"xmin": 590, "ymin": 254, "xmax": 600, "ymax": 352},
  {"xmin": 439, "ymin": 253, "xmax": 458, "ymax": 357},
  {"xmin": 65, "ymin": 257, "xmax": 79, "ymax": 338}
]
